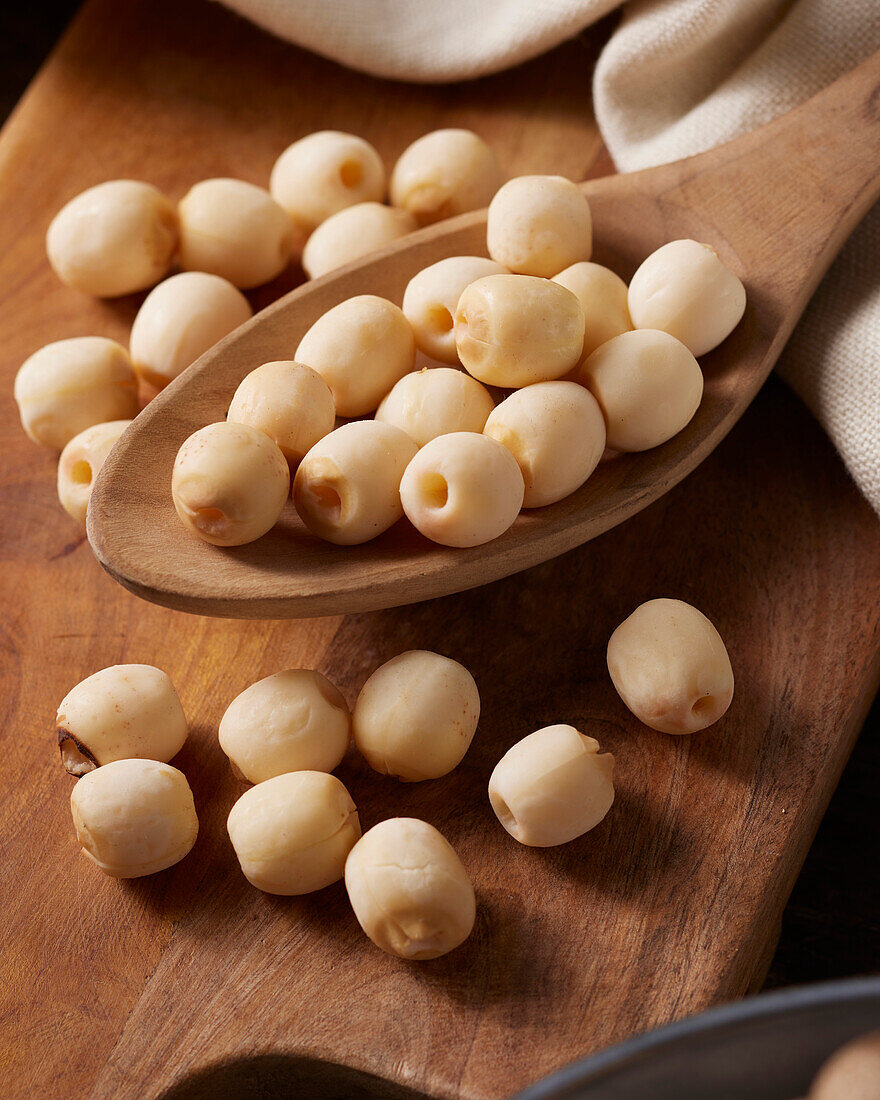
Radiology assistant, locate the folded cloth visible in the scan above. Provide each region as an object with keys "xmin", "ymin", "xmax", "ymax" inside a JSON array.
[{"xmin": 221, "ymin": 0, "xmax": 880, "ymax": 513}]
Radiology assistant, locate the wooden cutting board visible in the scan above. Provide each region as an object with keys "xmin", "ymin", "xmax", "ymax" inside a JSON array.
[{"xmin": 1, "ymin": 2, "xmax": 879, "ymax": 1098}]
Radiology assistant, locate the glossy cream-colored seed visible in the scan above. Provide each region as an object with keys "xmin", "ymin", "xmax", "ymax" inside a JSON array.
[
  {"xmin": 57, "ymin": 664, "xmax": 187, "ymax": 777},
  {"xmin": 178, "ymin": 178, "xmax": 293, "ymax": 289},
  {"xmin": 130, "ymin": 272, "xmax": 253, "ymax": 390},
  {"xmin": 488, "ymin": 725, "xmax": 614, "ymax": 847},
  {"xmin": 270, "ymin": 130, "xmax": 386, "ymax": 239},
  {"xmin": 353, "ymin": 651, "xmax": 480, "ymax": 782},
  {"xmin": 172, "ymin": 421, "xmax": 290, "ymax": 546},
  {"xmin": 227, "ymin": 361, "xmax": 335, "ymax": 466},
  {"xmin": 345, "ymin": 817, "xmax": 475, "ymax": 960},
  {"xmin": 295, "ymin": 294, "xmax": 416, "ymax": 417},
  {"xmin": 57, "ymin": 419, "xmax": 131, "ymax": 528},
  {"xmin": 576, "ymin": 329, "xmax": 703, "ymax": 452},
  {"xmin": 390, "ymin": 129, "xmax": 503, "ymax": 226},
  {"xmin": 227, "ymin": 771, "xmax": 360, "ymax": 895},
  {"xmin": 400, "ymin": 431, "xmax": 524, "ymax": 548},
  {"xmin": 809, "ymin": 1031, "xmax": 880, "ymax": 1100},
  {"xmin": 376, "ymin": 367, "xmax": 495, "ymax": 447},
  {"xmin": 607, "ymin": 598, "xmax": 734, "ymax": 735},
  {"xmin": 219, "ymin": 669, "xmax": 351, "ymax": 784},
  {"xmin": 302, "ymin": 202, "xmax": 417, "ymax": 280},
  {"xmin": 14, "ymin": 337, "xmax": 138, "ymax": 451},
  {"xmin": 487, "ymin": 175, "xmax": 592, "ymax": 277},
  {"xmin": 293, "ymin": 420, "xmax": 417, "ymax": 545},
  {"xmin": 402, "ymin": 255, "xmax": 508, "ymax": 363},
  {"xmin": 455, "ymin": 274, "xmax": 584, "ymax": 387},
  {"xmin": 70, "ymin": 759, "xmax": 198, "ymax": 878},
  {"xmin": 46, "ymin": 180, "xmax": 178, "ymax": 297},
  {"xmin": 628, "ymin": 239, "xmax": 747, "ymax": 357},
  {"xmin": 484, "ymin": 381, "xmax": 606, "ymax": 508},
  {"xmin": 552, "ymin": 261, "xmax": 633, "ymax": 362}
]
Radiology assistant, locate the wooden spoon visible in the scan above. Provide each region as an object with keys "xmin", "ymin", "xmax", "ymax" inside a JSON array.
[{"xmin": 87, "ymin": 52, "xmax": 880, "ymax": 619}]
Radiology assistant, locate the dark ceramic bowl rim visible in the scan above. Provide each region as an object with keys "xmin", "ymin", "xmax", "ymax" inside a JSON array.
[{"xmin": 515, "ymin": 975, "xmax": 880, "ymax": 1099}]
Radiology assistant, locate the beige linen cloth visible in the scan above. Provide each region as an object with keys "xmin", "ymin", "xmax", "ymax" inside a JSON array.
[{"xmin": 224, "ymin": 0, "xmax": 880, "ymax": 513}]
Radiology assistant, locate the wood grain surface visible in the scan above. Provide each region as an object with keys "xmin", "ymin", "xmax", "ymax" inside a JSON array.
[
  {"xmin": 1, "ymin": 3, "xmax": 879, "ymax": 1099},
  {"xmin": 87, "ymin": 52, "xmax": 880, "ymax": 619}
]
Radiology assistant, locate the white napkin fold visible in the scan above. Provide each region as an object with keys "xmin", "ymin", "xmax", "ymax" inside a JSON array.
[{"xmin": 222, "ymin": 0, "xmax": 880, "ymax": 513}]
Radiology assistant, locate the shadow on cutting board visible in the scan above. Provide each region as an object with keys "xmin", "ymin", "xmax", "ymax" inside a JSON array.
[{"xmin": 160, "ymin": 1053, "xmax": 429, "ymax": 1100}]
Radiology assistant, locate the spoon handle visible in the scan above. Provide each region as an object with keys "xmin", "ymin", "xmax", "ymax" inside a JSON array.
[{"xmin": 611, "ymin": 48, "xmax": 880, "ymax": 336}]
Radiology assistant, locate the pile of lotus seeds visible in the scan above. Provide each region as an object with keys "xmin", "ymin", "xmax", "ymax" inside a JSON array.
[
  {"xmin": 12, "ymin": 129, "xmax": 503, "ymax": 526},
  {"xmin": 58, "ymin": 597, "xmax": 734, "ymax": 961},
  {"xmin": 19, "ymin": 126, "xmax": 743, "ymax": 960},
  {"xmin": 172, "ymin": 178, "xmax": 747, "ymax": 550},
  {"xmin": 12, "ymin": 126, "xmax": 746, "ymax": 549}
]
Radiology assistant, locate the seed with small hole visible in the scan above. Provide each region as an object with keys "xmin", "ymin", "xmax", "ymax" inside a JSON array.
[
  {"xmin": 293, "ymin": 421, "xmax": 417, "ymax": 545},
  {"xmin": 172, "ymin": 421, "xmax": 289, "ymax": 546},
  {"xmin": 401, "ymin": 255, "xmax": 507, "ymax": 364},
  {"xmin": 488, "ymin": 724, "xmax": 614, "ymax": 846},
  {"xmin": 270, "ymin": 131, "xmax": 385, "ymax": 240},
  {"xmin": 607, "ymin": 598, "xmax": 734, "ymax": 734},
  {"xmin": 57, "ymin": 418, "xmax": 132, "ymax": 527},
  {"xmin": 400, "ymin": 432, "xmax": 523, "ymax": 547}
]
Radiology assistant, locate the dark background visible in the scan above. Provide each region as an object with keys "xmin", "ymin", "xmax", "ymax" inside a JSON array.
[{"xmin": 4, "ymin": 0, "xmax": 877, "ymax": 993}]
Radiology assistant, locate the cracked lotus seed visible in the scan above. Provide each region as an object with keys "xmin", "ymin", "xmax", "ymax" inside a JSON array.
[
  {"xmin": 454, "ymin": 274, "xmax": 585, "ymax": 387},
  {"xmin": 46, "ymin": 179, "xmax": 178, "ymax": 297},
  {"xmin": 489, "ymin": 724, "xmax": 614, "ymax": 847},
  {"xmin": 130, "ymin": 272, "xmax": 252, "ymax": 390},
  {"xmin": 227, "ymin": 771, "xmax": 360, "ymax": 895},
  {"xmin": 400, "ymin": 431, "xmax": 524, "ymax": 547},
  {"xmin": 227, "ymin": 361, "xmax": 336, "ymax": 466},
  {"xmin": 606, "ymin": 598, "xmax": 734, "ymax": 735},
  {"xmin": 487, "ymin": 175, "xmax": 592, "ymax": 277},
  {"xmin": 177, "ymin": 178, "xmax": 294, "ymax": 289},
  {"xmin": 14, "ymin": 337, "xmax": 138, "ymax": 451},
  {"xmin": 70, "ymin": 759, "xmax": 198, "ymax": 878},
  {"xmin": 219, "ymin": 669, "xmax": 351, "ymax": 784},
  {"xmin": 344, "ymin": 817, "xmax": 475, "ymax": 960},
  {"xmin": 57, "ymin": 664, "xmax": 187, "ymax": 777},
  {"xmin": 353, "ymin": 650, "xmax": 480, "ymax": 781},
  {"xmin": 390, "ymin": 128, "xmax": 503, "ymax": 226},
  {"xmin": 57, "ymin": 419, "xmax": 131, "ymax": 527},
  {"xmin": 172, "ymin": 421, "xmax": 290, "ymax": 546}
]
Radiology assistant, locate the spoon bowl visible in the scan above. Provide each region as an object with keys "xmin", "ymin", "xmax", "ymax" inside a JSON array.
[{"xmin": 87, "ymin": 52, "xmax": 880, "ymax": 618}]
